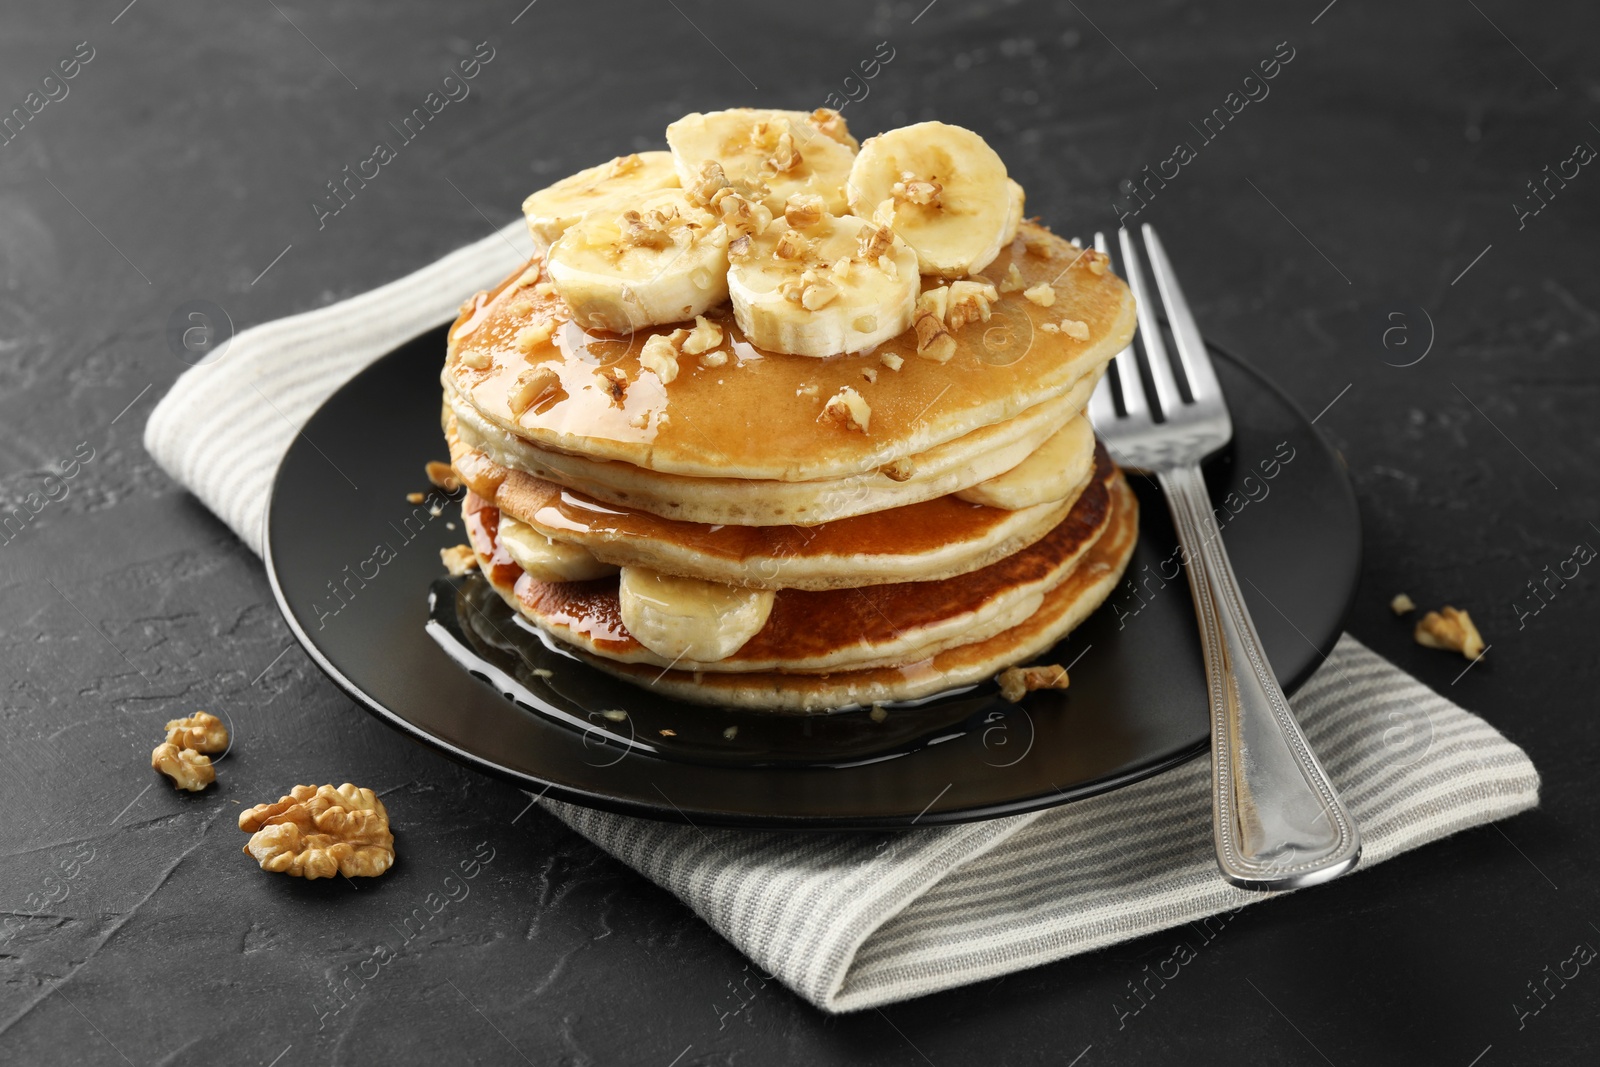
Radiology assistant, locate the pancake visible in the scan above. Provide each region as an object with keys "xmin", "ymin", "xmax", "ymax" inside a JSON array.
[
  {"xmin": 445, "ymin": 366, "xmax": 1102, "ymax": 526},
  {"xmin": 580, "ymin": 473, "xmax": 1139, "ymax": 711},
  {"xmin": 442, "ymin": 222, "xmax": 1136, "ymax": 482},
  {"xmin": 463, "ymin": 447, "xmax": 1119, "ymax": 675},
  {"xmin": 447, "ymin": 415, "xmax": 1098, "ymax": 590}
]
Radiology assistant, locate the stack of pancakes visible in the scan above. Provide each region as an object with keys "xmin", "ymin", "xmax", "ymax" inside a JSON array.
[{"xmin": 443, "ymin": 108, "xmax": 1138, "ymax": 711}]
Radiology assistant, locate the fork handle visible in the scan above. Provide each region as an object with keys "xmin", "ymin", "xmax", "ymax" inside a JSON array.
[{"xmin": 1158, "ymin": 464, "xmax": 1361, "ymax": 890}]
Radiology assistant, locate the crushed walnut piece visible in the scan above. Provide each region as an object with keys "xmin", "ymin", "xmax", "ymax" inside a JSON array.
[
  {"xmin": 784, "ymin": 193, "xmax": 827, "ymax": 230},
  {"xmin": 425, "ymin": 461, "xmax": 460, "ymax": 493},
  {"xmin": 881, "ymin": 352, "xmax": 904, "ymax": 371},
  {"xmin": 880, "ymin": 456, "xmax": 916, "ymax": 482},
  {"xmin": 807, "ymin": 107, "xmax": 854, "ymax": 147},
  {"xmin": 997, "ymin": 664, "xmax": 1071, "ymax": 703},
  {"xmin": 862, "ymin": 367, "xmax": 878, "ymax": 384},
  {"xmin": 440, "ymin": 544, "xmax": 478, "ymax": 577},
  {"xmin": 640, "ymin": 333, "xmax": 681, "ymax": 385},
  {"xmin": 1023, "ymin": 283, "xmax": 1056, "ymax": 307},
  {"xmin": 406, "ymin": 491, "xmax": 426, "ymax": 504},
  {"xmin": 1058, "ymin": 318, "xmax": 1090, "ymax": 340},
  {"xmin": 947, "ymin": 280, "xmax": 998, "ymax": 332},
  {"xmin": 165, "ymin": 711, "xmax": 229, "ymax": 754},
  {"xmin": 507, "ymin": 364, "xmax": 563, "ymax": 416},
  {"xmin": 685, "ymin": 160, "xmax": 730, "ymax": 208},
  {"xmin": 619, "ymin": 205, "xmax": 683, "ymax": 250},
  {"xmin": 891, "ymin": 171, "xmax": 942, "ymax": 208},
  {"xmin": 914, "ymin": 287, "xmax": 956, "ymax": 362},
  {"xmin": 820, "ymin": 387, "xmax": 871, "ymax": 433},
  {"xmin": 152, "ymin": 743, "xmax": 215, "ymax": 791},
  {"xmin": 774, "ymin": 228, "xmax": 815, "ymax": 261},
  {"xmin": 857, "ymin": 221, "xmax": 894, "ymax": 262},
  {"xmin": 998, "ymin": 263, "xmax": 1027, "ymax": 293},
  {"xmin": 516, "ymin": 262, "xmax": 542, "ymax": 289},
  {"xmin": 912, "ymin": 281, "xmax": 996, "ymax": 360},
  {"xmin": 514, "ymin": 318, "xmax": 556, "ymax": 353},
  {"xmin": 781, "ymin": 268, "xmax": 840, "ymax": 311},
  {"xmin": 715, "ymin": 191, "xmax": 774, "ymax": 240},
  {"xmin": 1391, "ymin": 593, "xmax": 1416, "ymax": 615},
  {"xmin": 455, "ymin": 347, "xmax": 492, "ymax": 371},
  {"xmin": 597, "ymin": 366, "xmax": 629, "ymax": 404},
  {"xmin": 761, "ymin": 129, "xmax": 802, "ymax": 175},
  {"xmin": 1079, "ymin": 248, "xmax": 1109, "ymax": 275},
  {"xmin": 239, "ymin": 784, "xmax": 395, "ymax": 880},
  {"xmin": 680, "ymin": 315, "xmax": 723, "ymax": 355},
  {"xmin": 1414, "ymin": 606, "xmax": 1485, "ymax": 660},
  {"xmin": 700, "ymin": 350, "xmax": 729, "ymax": 368}
]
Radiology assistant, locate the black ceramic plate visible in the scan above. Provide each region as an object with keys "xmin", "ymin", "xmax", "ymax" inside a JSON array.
[{"xmin": 265, "ymin": 325, "xmax": 1359, "ymax": 829}]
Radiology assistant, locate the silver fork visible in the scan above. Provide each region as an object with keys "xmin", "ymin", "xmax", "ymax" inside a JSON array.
[{"xmin": 1086, "ymin": 224, "xmax": 1360, "ymax": 891}]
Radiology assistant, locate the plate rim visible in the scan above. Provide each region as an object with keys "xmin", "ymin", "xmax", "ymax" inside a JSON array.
[{"xmin": 263, "ymin": 326, "xmax": 1361, "ymax": 830}]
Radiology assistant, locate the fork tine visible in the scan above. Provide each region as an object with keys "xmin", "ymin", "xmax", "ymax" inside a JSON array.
[
  {"xmin": 1117, "ymin": 228, "xmax": 1185, "ymax": 418},
  {"xmin": 1095, "ymin": 232, "xmax": 1149, "ymax": 423},
  {"xmin": 1141, "ymin": 225, "xmax": 1222, "ymax": 402}
]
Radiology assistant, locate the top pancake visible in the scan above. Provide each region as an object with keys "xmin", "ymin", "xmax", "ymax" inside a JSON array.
[{"xmin": 443, "ymin": 222, "xmax": 1135, "ymax": 483}]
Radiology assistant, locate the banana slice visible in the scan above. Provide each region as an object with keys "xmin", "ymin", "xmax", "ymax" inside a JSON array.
[
  {"xmin": 618, "ymin": 566, "xmax": 776, "ymax": 662},
  {"xmin": 521, "ymin": 151, "xmax": 680, "ymax": 251},
  {"xmin": 546, "ymin": 188, "xmax": 729, "ymax": 333},
  {"xmin": 726, "ymin": 211, "xmax": 920, "ymax": 358},
  {"xmin": 666, "ymin": 108, "xmax": 857, "ymax": 215},
  {"xmin": 846, "ymin": 121, "xmax": 1013, "ymax": 278},
  {"xmin": 956, "ymin": 414, "xmax": 1097, "ymax": 510},
  {"xmin": 499, "ymin": 516, "xmax": 618, "ymax": 582},
  {"xmin": 1002, "ymin": 179, "xmax": 1025, "ymax": 246}
]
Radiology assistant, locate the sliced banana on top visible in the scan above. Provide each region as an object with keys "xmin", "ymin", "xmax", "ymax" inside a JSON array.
[
  {"xmin": 956, "ymin": 414, "xmax": 1097, "ymax": 510},
  {"xmin": 521, "ymin": 151, "xmax": 680, "ymax": 252},
  {"xmin": 498, "ymin": 516, "xmax": 619, "ymax": 582},
  {"xmin": 618, "ymin": 566, "xmax": 776, "ymax": 662},
  {"xmin": 726, "ymin": 208, "xmax": 920, "ymax": 358},
  {"xmin": 846, "ymin": 121, "xmax": 1014, "ymax": 278},
  {"xmin": 666, "ymin": 108, "xmax": 858, "ymax": 215},
  {"xmin": 546, "ymin": 188, "xmax": 729, "ymax": 333},
  {"xmin": 1001, "ymin": 178, "xmax": 1025, "ymax": 247}
]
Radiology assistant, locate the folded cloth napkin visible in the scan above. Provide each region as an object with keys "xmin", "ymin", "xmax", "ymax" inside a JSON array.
[{"xmin": 146, "ymin": 222, "xmax": 1540, "ymax": 1013}]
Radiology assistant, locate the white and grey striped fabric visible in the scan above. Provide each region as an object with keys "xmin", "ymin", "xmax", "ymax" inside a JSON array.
[{"xmin": 145, "ymin": 222, "xmax": 1541, "ymax": 1014}]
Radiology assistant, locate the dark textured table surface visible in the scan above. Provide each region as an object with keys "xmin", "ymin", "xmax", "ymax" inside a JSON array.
[{"xmin": 2, "ymin": 1, "xmax": 1597, "ymax": 1064}]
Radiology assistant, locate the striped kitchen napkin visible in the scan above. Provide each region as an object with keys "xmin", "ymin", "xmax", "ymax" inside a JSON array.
[{"xmin": 145, "ymin": 220, "xmax": 1540, "ymax": 1013}]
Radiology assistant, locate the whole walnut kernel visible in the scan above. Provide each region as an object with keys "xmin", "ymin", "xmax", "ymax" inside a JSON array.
[
  {"xmin": 239, "ymin": 784, "xmax": 395, "ymax": 880},
  {"xmin": 152, "ymin": 743, "xmax": 216, "ymax": 791},
  {"xmin": 164, "ymin": 710, "xmax": 229, "ymax": 754}
]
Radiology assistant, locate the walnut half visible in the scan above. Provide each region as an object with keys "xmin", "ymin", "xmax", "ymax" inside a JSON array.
[
  {"xmin": 165, "ymin": 710, "xmax": 229, "ymax": 754},
  {"xmin": 152, "ymin": 743, "xmax": 216, "ymax": 791},
  {"xmin": 239, "ymin": 784, "xmax": 395, "ymax": 880}
]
